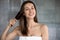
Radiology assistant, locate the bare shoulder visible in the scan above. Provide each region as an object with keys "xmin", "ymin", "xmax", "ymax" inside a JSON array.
[
  {"xmin": 5, "ymin": 26, "xmax": 21, "ymax": 40},
  {"xmin": 38, "ymin": 23, "xmax": 48, "ymax": 40},
  {"xmin": 39, "ymin": 23, "xmax": 48, "ymax": 34},
  {"xmin": 12, "ymin": 26, "xmax": 21, "ymax": 35},
  {"xmin": 37, "ymin": 23, "xmax": 48, "ymax": 31},
  {"xmin": 40, "ymin": 24, "xmax": 48, "ymax": 30},
  {"xmin": 13, "ymin": 26, "xmax": 22, "ymax": 36}
]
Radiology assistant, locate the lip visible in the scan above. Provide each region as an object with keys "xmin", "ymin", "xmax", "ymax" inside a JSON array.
[{"xmin": 29, "ymin": 13, "xmax": 34, "ymax": 16}]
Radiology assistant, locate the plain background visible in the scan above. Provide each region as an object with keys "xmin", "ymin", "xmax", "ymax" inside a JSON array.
[{"xmin": 0, "ymin": 0, "xmax": 60, "ymax": 40}]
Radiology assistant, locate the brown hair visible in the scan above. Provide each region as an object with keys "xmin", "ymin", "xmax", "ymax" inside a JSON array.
[{"xmin": 15, "ymin": 1, "xmax": 38, "ymax": 36}]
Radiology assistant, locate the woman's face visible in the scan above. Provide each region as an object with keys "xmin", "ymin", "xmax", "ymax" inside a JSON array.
[{"xmin": 24, "ymin": 3, "xmax": 36, "ymax": 19}]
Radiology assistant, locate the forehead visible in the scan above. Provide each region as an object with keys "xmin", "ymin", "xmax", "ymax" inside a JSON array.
[{"xmin": 24, "ymin": 3, "xmax": 34, "ymax": 8}]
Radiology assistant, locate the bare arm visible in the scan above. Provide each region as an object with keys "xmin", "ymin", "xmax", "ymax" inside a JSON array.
[
  {"xmin": 6, "ymin": 27, "xmax": 18, "ymax": 40},
  {"xmin": 1, "ymin": 25, "xmax": 11, "ymax": 40},
  {"xmin": 1, "ymin": 19, "xmax": 17, "ymax": 40},
  {"xmin": 41, "ymin": 24, "xmax": 48, "ymax": 40}
]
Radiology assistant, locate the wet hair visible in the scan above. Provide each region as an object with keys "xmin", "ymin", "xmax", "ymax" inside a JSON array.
[{"xmin": 15, "ymin": 1, "xmax": 38, "ymax": 36}]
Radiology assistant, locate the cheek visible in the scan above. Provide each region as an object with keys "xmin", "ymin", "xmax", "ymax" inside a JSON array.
[
  {"xmin": 33, "ymin": 10, "xmax": 36, "ymax": 15},
  {"xmin": 24, "ymin": 11, "xmax": 29, "ymax": 16}
]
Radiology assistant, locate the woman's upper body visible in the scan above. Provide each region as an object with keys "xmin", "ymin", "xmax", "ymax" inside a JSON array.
[
  {"xmin": 1, "ymin": 1, "xmax": 48, "ymax": 40},
  {"xmin": 4, "ymin": 23, "xmax": 48, "ymax": 40}
]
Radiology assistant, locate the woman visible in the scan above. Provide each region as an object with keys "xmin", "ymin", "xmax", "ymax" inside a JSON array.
[{"xmin": 1, "ymin": 1, "xmax": 48, "ymax": 40}]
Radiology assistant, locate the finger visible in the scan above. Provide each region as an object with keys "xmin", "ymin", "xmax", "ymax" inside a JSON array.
[{"xmin": 14, "ymin": 19, "xmax": 17, "ymax": 22}]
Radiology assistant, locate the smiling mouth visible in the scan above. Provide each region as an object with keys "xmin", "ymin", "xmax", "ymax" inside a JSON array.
[{"xmin": 29, "ymin": 13, "xmax": 34, "ymax": 16}]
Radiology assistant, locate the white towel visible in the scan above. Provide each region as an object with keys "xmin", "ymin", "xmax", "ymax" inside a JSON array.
[{"xmin": 19, "ymin": 36, "xmax": 42, "ymax": 40}]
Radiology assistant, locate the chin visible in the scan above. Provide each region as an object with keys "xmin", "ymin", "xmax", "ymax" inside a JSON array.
[{"xmin": 28, "ymin": 16, "xmax": 35, "ymax": 19}]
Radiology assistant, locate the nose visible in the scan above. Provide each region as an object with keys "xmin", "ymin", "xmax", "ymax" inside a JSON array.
[{"xmin": 29, "ymin": 9, "xmax": 32, "ymax": 13}]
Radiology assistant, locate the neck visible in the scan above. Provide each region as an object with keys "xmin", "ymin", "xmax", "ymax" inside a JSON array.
[{"xmin": 26, "ymin": 18, "xmax": 36, "ymax": 27}]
